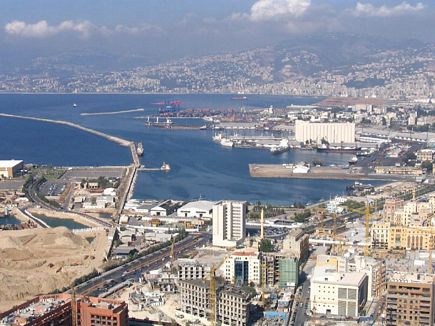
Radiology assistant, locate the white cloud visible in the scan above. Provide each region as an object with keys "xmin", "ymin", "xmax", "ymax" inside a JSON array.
[
  {"xmin": 353, "ymin": 1, "xmax": 425, "ymax": 17},
  {"xmin": 249, "ymin": 0, "xmax": 311, "ymax": 21},
  {"xmin": 4, "ymin": 20, "xmax": 163, "ymax": 38},
  {"xmin": 4, "ymin": 20, "xmax": 93, "ymax": 38}
]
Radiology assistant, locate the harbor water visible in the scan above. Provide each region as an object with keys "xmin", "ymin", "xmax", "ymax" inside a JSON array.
[{"xmin": 0, "ymin": 94, "xmax": 384, "ymax": 205}]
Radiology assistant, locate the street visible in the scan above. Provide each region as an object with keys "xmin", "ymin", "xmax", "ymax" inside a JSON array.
[{"xmin": 75, "ymin": 232, "xmax": 211, "ymax": 296}]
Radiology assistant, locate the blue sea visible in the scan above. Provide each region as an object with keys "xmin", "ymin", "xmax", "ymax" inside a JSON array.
[{"xmin": 0, "ymin": 94, "xmax": 383, "ymax": 205}]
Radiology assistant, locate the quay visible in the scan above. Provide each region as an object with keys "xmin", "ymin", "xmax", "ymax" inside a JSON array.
[{"xmin": 249, "ymin": 164, "xmax": 409, "ymax": 181}]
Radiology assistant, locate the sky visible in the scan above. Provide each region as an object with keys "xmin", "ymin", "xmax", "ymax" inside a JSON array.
[{"xmin": 0, "ymin": 0, "xmax": 434, "ymax": 70}]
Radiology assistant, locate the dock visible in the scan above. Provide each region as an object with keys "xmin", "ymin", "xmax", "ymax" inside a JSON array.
[{"xmin": 249, "ymin": 164, "xmax": 409, "ymax": 181}]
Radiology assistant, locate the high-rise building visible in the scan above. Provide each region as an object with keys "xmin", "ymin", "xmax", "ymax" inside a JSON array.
[
  {"xmin": 386, "ymin": 272, "xmax": 435, "ymax": 326},
  {"xmin": 279, "ymin": 258, "xmax": 299, "ymax": 288},
  {"xmin": 282, "ymin": 228, "xmax": 309, "ymax": 261},
  {"xmin": 222, "ymin": 248, "xmax": 261, "ymax": 285},
  {"xmin": 179, "ymin": 279, "xmax": 251, "ymax": 326},
  {"xmin": 0, "ymin": 294, "xmax": 128, "ymax": 326},
  {"xmin": 212, "ymin": 201, "xmax": 246, "ymax": 248},
  {"xmin": 294, "ymin": 120, "xmax": 355, "ymax": 144},
  {"xmin": 310, "ymin": 266, "xmax": 368, "ymax": 318}
]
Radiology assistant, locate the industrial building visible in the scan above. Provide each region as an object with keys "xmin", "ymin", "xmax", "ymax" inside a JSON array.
[
  {"xmin": 386, "ymin": 272, "xmax": 435, "ymax": 326},
  {"xmin": 0, "ymin": 294, "xmax": 128, "ymax": 326},
  {"xmin": 294, "ymin": 120, "xmax": 355, "ymax": 144},
  {"xmin": 179, "ymin": 279, "xmax": 251, "ymax": 326},
  {"xmin": 310, "ymin": 266, "xmax": 368, "ymax": 318},
  {"xmin": 212, "ymin": 200, "xmax": 246, "ymax": 248},
  {"xmin": 0, "ymin": 160, "xmax": 23, "ymax": 178},
  {"xmin": 177, "ymin": 200, "xmax": 215, "ymax": 219}
]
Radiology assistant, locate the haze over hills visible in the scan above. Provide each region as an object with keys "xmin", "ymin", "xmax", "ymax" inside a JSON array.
[{"xmin": 1, "ymin": 33, "xmax": 433, "ymax": 99}]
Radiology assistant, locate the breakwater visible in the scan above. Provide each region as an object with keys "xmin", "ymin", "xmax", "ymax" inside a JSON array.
[{"xmin": 80, "ymin": 108, "xmax": 144, "ymax": 116}]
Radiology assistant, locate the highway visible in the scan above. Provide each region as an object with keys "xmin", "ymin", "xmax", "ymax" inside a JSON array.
[
  {"xmin": 25, "ymin": 176, "xmax": 113, "ymax": 228},
  {"xmin": 75, "ymin": 232, "xmax": 211, "ymax": 296}
]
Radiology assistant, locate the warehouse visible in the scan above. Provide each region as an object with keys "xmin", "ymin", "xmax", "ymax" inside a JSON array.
[{"xmin": 0, "ymin": 160, "xmax": 23, "ymax": 178}]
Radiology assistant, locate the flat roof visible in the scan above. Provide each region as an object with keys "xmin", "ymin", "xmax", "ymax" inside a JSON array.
[
  {"xmin": 178, "ymin": 200, "xmax": 216, "ymax": 211},
  {"xmin": 0, "ymin": 160, "xmax": 23, "ymax": 168}
]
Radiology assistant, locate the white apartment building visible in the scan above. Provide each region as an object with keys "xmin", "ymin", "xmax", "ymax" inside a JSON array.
[
  {"xmin": 212, "ymin": 201, "xmax": 246, "ymax": 248},
  {"xmin": 294, "ymin": 120, "xmax": 355, "ymax": 144},
  {"xmin": 310, "ymin": 266, "xmax": 368, "ymax": 318},
  {"xmin": 316, "ymin": 255, "xmax": 385, "ymax": 301},
  {"xmin": 221, "ymin": 249, "xmax": 261, "ymax": 286}
]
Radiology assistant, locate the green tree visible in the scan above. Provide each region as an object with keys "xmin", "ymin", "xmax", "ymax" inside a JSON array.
[{"xmin": 259, "ymin": 239, "xmax": 274, "ymax": 252}]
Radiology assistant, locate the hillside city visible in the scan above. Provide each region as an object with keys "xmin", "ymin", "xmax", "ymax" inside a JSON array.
[
  {"xmin": 0, "ymin": 39, "xmax": 433, "ymax": 100},
  {"xmin": 1, "ymin": 2, "xmax": 435, "ymax": 326}
]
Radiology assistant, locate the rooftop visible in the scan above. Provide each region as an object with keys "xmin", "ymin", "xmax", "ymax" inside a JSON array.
[
  {"xmin": 0, "ymin": 160, "xmax": 23, "ymax": 168},
  {"xmin": 389, "ymin": 272, "xmax": 434, "ymax": 284},
  {"xmin": 178, "ymin": 200, "xmax": 216, "ymax": 211}
]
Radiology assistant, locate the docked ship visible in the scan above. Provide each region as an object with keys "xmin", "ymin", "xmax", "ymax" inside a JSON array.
[
  {"xmin": 137, "ymin": 142, "xmax": 144, "ymax": 156},
  {"xmin": 348, "ymin": 156, "xmax": 358, "ymax": 165},
  {"xmin": 316, "ymin": 144, "xmax": 361, "ymax": 153},
  {"xmin": 213, "ymin": 134, "xmax": 234, "ymax": 147},
  {"xmin": 161, "ymin": 162, "xmax": 171, "ymax": 171},
  {"xmin": 270, "ymin": 139, "xmax": 290, "ymax": 155}
]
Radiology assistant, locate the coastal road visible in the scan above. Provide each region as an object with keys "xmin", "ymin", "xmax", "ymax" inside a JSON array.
[
  {"xmin": 76, "ymin": 232, "xmax": 210, "ymax": 296},
  {"xmin": 26, "ymin": 177, "xmax": 113, "ymax": 228}
]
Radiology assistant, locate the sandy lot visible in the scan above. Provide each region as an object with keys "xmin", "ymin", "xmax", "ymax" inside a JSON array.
[{"xmin": 0, "ymin": 227, "xmax": 107, "ymax": 312}]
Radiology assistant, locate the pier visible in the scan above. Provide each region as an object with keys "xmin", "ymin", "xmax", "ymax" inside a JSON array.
[
  {"xmin": 249, "ymin": 164, "xmax": 409, "ymax": 181},
  {"xmin": 0, "ymin": 113, "xmax": 140, "ymax": 166},
  {"xmin": 0, "ymin": 113, "xmax": 132, "ymax": 147},
  {"xmin": 0, "ymin": 113, "xmax": 142, "ymax": 222}
]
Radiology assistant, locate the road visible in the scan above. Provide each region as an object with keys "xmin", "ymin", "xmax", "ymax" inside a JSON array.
[
  {"xmin": 289, "ymin": 259, "xmax": 316, "ymax": 326},
  {"xmin": 25, "ymin": 176, "xmax": 113, "ymax": 228},
  {"xmin": 75, "ymin": 232, "xmax": 211, "ymax": 296}
]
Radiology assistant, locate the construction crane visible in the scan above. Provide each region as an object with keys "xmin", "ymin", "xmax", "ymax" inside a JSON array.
[
  {"xmin": 170, "ymin": 235, "xmax": 175, "ymax": 264},
  {"xmin": 71, "ymin": 283, "xmax": 78, "ymax": 326},
  {"xmin": 365, "ymin": 203, "xmax": 371, "ymax": 257},
  {"xmin": 331, "ymin": 213, "xmax": 344, "ymax": 256},
  {"xmin": 210, "ymin": 265, "xmax": 217, "ymax": 326},
  {"xmin": 260, "ymin": 208, "xmax": 265, "ymax": 240}
]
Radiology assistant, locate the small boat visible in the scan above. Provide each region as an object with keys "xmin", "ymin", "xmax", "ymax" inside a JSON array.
[
  {"xmin": 200, "ymin": 125, "xmax": 207, "ymax": 130},
  {"xmin": 161, "ymin": 162, "xmax": 171, "ymax": 171},
  {"xmin": 73, "ymin": 103, "xmax": 77, "ymax": 108},
  {"xmin": 137, "ymin": 142, "xmax": 144, "ymax": 156}
]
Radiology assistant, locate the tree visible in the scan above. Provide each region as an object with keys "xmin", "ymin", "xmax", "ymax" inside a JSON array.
[
  {"xmin": 422, "ymin": 160, "xmax": 434, "ymax": 174},
  {"xmin": 259, "ymin": 239, "xmax": 274, "ymax": 252}
]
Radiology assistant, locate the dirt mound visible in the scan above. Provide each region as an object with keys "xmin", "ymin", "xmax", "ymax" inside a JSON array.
[{"xmin": 0, "ymin": 227, "xmax": 107, "ymax": 312}]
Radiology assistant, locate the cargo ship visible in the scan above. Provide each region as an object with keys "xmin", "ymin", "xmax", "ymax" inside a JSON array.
[{"xmin": 316, "ymin": 144, "xmax": 361, "ymax": 153}]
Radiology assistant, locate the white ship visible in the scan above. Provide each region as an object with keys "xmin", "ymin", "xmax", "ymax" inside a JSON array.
[
  {"xmin": 213, "ymin": 133, "xmax": 234, "ymax": 147},
  {"xmin": 137, "ymin": 142, "xmax": 144, "ymax": 156},
  {"xmin": 73, "ymin": 103, "xmax": 77, "ymax": 108},
  {"xmin": 161, "ymin": 162, "xmax": 171, "ymax": 171},
  {"xmin": 270, "ymin": 139, "xmax": 290, "ymax": 154},
  {"xmin": 220, "ymin": 138, "xmax": 234, "ymax": 147}
]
